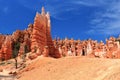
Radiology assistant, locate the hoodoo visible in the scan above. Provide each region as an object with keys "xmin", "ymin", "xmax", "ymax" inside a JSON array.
[{"xmin": 31, "ymin": 7, "xmax": 61, "ymax": 58}]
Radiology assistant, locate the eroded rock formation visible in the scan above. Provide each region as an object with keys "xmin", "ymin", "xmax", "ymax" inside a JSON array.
[
  {"xmin": 0, "ymin": 24, "xmax": 33, "ymax": 60},
  {"xmin": 0, "ymin": 7, "xmax": 61, "ymax": 60},
  {"xmin": 31, "ymin": 7, "xmax": 61, "ymax": 58},
  {"xmin": 0, "ymin": 7, "xmax": 120, "ymax": 60},
  {"xmin": 54, "ymin": 36, "xmax": 120, "ymax": 58},
  {"xmin": 0, "ymin": 35, "xmax": 12, "ymax": 60}
]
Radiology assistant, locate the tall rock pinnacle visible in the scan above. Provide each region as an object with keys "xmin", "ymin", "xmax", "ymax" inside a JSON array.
[
  {"xmin": 31, "ymin": 7, "xmax": 61, "ymax": 58},
  {"xmin": 41, "ymin": 7, "xmax": 45, "ymax": 15}
]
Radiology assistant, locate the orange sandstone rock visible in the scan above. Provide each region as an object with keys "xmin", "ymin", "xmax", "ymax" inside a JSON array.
[{"xmin": 31, "ymin": 7, "xmax": 61, "ymax": 58}]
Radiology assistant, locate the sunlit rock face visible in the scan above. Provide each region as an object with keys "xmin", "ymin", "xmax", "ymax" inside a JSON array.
[
  {"xmin": 31, "ymin": 7, "xmax": 61, "ymax": 58},
  {"xmin": 53, "ymin": 36, "xmax": 120, "ymax": 59},
  {"xmin": 0, "ymin": 36, "xmax": 13, "ymax": 60},
  {"xmin": 1, "ymin": 7, "xmax": 120, "ymax": 60},
  {"xmin": 0, "ymin": 24, "xmax": 33, "ymax": 60},
  {"xmin": 0, "ymin": 7, "xmax": 61, "ymax": 61}
]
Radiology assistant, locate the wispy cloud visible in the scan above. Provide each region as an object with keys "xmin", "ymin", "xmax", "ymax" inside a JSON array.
[
  {"xmin": 44, "ymin": 0, "xmax": 115, "ymax": 20},
  {"xmin": 89, "ymin": 0, "xmax": 120, "ymax": 35},
  {"xmin": 44, "ymin": 0, "xmax": 79, "ymax": 20},
  {"xmin": 45, "ymin": 0, "xmax": 104, "ymax": 19},
  {"xmin": 17, "ymin": 0, "xmax": 120, "ymax": 35},
  {"xmin": 18, "ymin": 0, "xmax": 101, "ymax": 20},
  {"xmin": 70, "ymin": 0, "xmax": 100, "ymax": 7}
]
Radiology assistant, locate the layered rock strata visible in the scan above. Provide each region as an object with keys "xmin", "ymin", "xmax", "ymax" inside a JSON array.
[{"xmin": 31, "ymin": 7, "xmax": 61, "ymax": 58}]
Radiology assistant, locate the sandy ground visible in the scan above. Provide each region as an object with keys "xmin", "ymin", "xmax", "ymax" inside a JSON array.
[{"xmin": 18, "ymin": 56, "xmax": 120, "ymax": 80}]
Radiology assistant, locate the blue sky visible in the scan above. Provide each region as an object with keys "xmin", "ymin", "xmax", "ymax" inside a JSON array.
[{"xmin": 0, "ymin": 0, "xmax": 120, "ymax": 41}]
